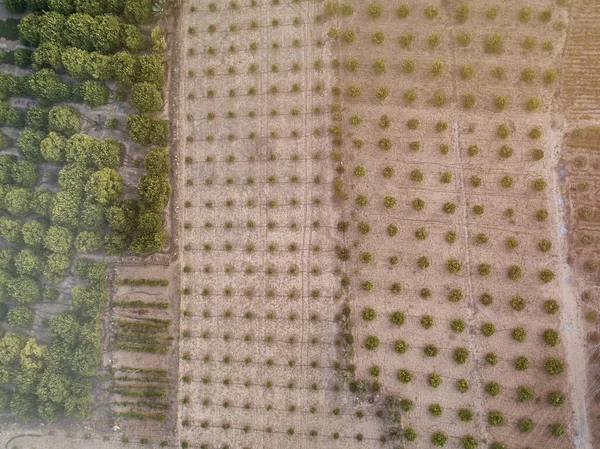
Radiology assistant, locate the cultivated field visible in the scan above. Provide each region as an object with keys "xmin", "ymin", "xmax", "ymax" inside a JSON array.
[
  {"xmin": 177, "ymin": 0, "xmax": 381, "ymax": 448},
  {"xmin": 2, "ymin": 0, "xmax": 600, "ymax": 449}
]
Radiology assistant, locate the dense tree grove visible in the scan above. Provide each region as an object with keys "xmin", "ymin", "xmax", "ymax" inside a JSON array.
[{"xmin": 0, "ymin": 0, "xmax": 169, "ymax": 422}]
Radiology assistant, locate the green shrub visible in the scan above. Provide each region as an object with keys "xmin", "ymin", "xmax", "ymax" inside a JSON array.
[
  {"xmin": 453, "ymin": 347, "xmax": 469, "ymax": 364},
  {"xmin": 446, "ymin": 231, "xmax": 457, "ymax": 243},
  {"xmin": 481, "ymin": 322, "xmax": 496, "ymax": 337},
  {"xmin": 367, "ymin": 2, "xmax": 383, "ymax": 18},
  {"xmin": 430, "ymin": 61, "xmax": 444, "ymax": 76},
  {"xmin": 395, "ymin": 340, "xmax": 408, "ymax": 354},
  {"xmin": 460, "ymin": 65, "xmax": 475, "ymax": 79},
  {"xmin": 421, "ymin": 315, "xmax": 434, "ymax": 329},
  {"xmin": 446, "ymin": 259, "xmax": 462, "ymax": 274},
  {"xmin": 478, "ymin": 263, "xmax": 491, "ymax": 276},
  {"xmin": 397, "ymin": 3, "xmax": 410, "ymax": 18},
  {"xmin": 462, "ymin": 435, "xmax": 478, "ymax": 449},
  {"xmin": 365, "ymin": 335, "xmax": 380, "ymax": 350},
  {"xmin": 545, "ymin": 358, "xmax": 565, "ymax": 375},
  {"xmin": 451, "ymin": 318, "xmax": 465, "ymax": 332},
  {"xmin": 512, "ymin": 327, "xmax": 527, "ymax": 342},
  {"xmin": 390, "ymin": 310, "xmax": 405, "ymax": 326},
  {"xmin": 424, "ymin": 5, "xmax": 439, "ymax": 18},
  {"xmin": 424, "ymin": 344, "xmax": 438, "ymax": 357},
  {"xmin": 485, "ymin": 353, "xmax": 498, "ymax": 365},
  {"xmin": 457, "ymin": 378, "xmax": 470, "ymax": 393},
  {"xmin": 405, "ymin": 428, "xmax": 417, "ymax": 441},
  {"xmin": 515, "ymin": 356, "xmax": 530, "ymax": 371},
  {"xmin": 519, "ymin": 386, "xmax": 534, "ymax": 402},
  {"xmin": 485, "ymin": 34, "xmax": 504, "ymax": 53},
  {"xmin": 458, "ymin": 409, "xmax": 473, "ymax": 422},
  {"xmin": 400, "ymin": 398, "xmax": 413, "ymax": 411},
  {"xmin": 526, "ymin": 97, "xmax": 541, "ymax": 111},
  {"xmin": 543, "ymin": 329, "xmax": 560, "ymax": 346},
  {"xmin": 548, "ymin": 391, "xmax": 565, "ymax": 406},
  {"xmin": 510, "ymin": 296, "xmax": 526, "ymax": 311},
  {"xmin": 488, "ymin": 411, "xmax": 504, "ymax": 426},
  {"xmin": 415, "ymin": 227, "xmax": 429, "ymax": 240},
  {"xmin": 448, "ymin": 289, "xmax": 463, "ymax": 302},
  {"xmin": 418, "ymin": 256, "xmax": 430, "ymax": 269},
  {"xmin": 362, "ymin": 307, "xmax": 375, "ymax": 321},
  {"xmin": 397, "ymin": 369, "xmax": 412, "ymax": 383},
  {"xmin": 399, "ymin": 32, "xmax": 414, "ymax": 48},
  {"xmin": 486, "ymin": 381, "xmax": 501, "ymax": 396},
  {"xmin": 429, "ymin": 373, "xmax": 442, "ymax": 388},
  {"xmin": 519, "ymin": 6, "xmax": 532, "ymax": 22},
  {"xmin": 428, "ymin": 33, "xmax": 441, "ymax": 48},
  {"xmin": 508, "ymin": 265, "xmax": 523, "ymax": 280},
  {"xmin": 429, "ymin": 404, "xmax": 442, "ymax": 416},
  {"xmin": 538, "ymin": 239, "xmax": 552, "ymax": 252},
  {"xmin": 540, "ymin": 269, "xmax": 555, "ymax": 283},
  {"xmin": 403, "ymin": 88, "xmax": 418, "ymax": 104},
  {"xmin": 372, "ymin": 30, "xmax": 385, "ymax": 44},
  {"xmin": 431, "ymin": 432, "xmax": 447, "ymax": 447},
  {"xmin": 457, "ymin": 32, "xmax": 472, "ymax": 47},
  {"xmin": 551, "ymin": 424, "xmax": 565, "ymax": 437}
]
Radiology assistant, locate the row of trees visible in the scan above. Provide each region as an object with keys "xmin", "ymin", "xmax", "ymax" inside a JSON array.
[
  {"xmin": 7, "ymin": 0, "xmax": 153, "ymax": 24},
  {"xmin": 0, "ymin": 260, "xmax": 108, "ymax": 420},
  {"xmin": 0, "ymin": 70, "xmax": 107, "ymax": 107},
  {"xmin": 33, "ymin": 45, "xmax": 165, "ymax": 87}
]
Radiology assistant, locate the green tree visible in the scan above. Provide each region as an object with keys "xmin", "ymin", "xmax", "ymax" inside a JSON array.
[
  {"xmin": 0, "ymin": 154, "xmax": 15, "ymax": 183},
  {"xmin": 71, "ymin": 285, "xmax": 107, "ymax": 316},
  {"xmin": 43, "ymin": 252, "xmax": 71, "ymax": 283},
  {"xmin": 0, "ymin": 216, "xmax": 23, "ymax": 243},
  {"xmin": 10, "ymin": 393, "xmax": 36, "ymax": 420},
  {"xmin": 132, "ymin": 82, "xmax": 162, "ymax": 113},
  {"xmin": 137, "ymin": 174, "xmax": 171, "ymax": 212},
  {"xmin": 17, "ymin": 128, "xmax": 46, "ymax": 162},
  {"xmin": 83, "ymin": 53, "xmax": 112, "ymax": 80},
  {"xmin": 7, "ymin": 276, "xmax": 41, "ymax": 305},
  {"xmin": 74, "ymin": 231, "xmax": 102, "ymax": 253},
  {"xmin": 136, "ymin": 53, "xmax": 165, "ymax": 86},
  {"xmin": 21, "ymin": 220, "xmax": 47, "ymax": 249},
  {"xmin": 91, "ymin": 14, "xmax": 122, "ymax": 53},
  {"xmin": 51, "ymin": 189, "xmax": 83, "ymax": 228},
  {"xmin": 86, "ymin": 168, "xmax": 122, "ymax": 204},
  {"xmin": 123, "ymin": 0, "xmax": 153, "ymax": 24},
  {"xmin": 111, "ymin": 51, "xmax": 136, "ymax": 87},
  {"xmin": 65, "ymin": 134, "xmax": 97, "ymax": 165},
  {"xmin": 144, "ymin": 148, "xmax": 169, "ymax": 175},
  {"xmin": 32, "ymin": 188, "xmax": 54, "ymax": 217},
  {"xmin": 126, "ymin": 114, "xmax": 169, "ymax": 146},
  {"xmin": 5, "ymin": 188, "xmax": 33, "ymax": 216},
  {"xmin": 32, "ymin": 42, "xmax": 65, "ymax": 71},
  {"xmin": 120, "ymin": 23, "xmax": 143, "ymax": 52},
  {"xmin": 61, "ymin": 47, "xmax": 88, "ymax": 80},
  {"xmin": 11, "ymin": 160, "xmax": 38, "ymax": 187},
  {"xmin": 37, "ymin": 11, "xmax": 66, "ymax": 44},
  {"xmin": 14, "ymin": 249, "xmax": 43, "ymax": 277},
  {"xmin": 48, "ymin": 106, "xmax": 81, "ymax": 136},
  {"xmin": 106, "ymin": 199, "xmax": 138, "ymax": 234},
  {"xmin": 40, "ymin": 132, "xmax": 67, "ymax": 163},
  {"xmin": 26, "ymin": 69, "xmax": 69, "ymax": 105},
  {"xmin": 64, "ymin": 13, "xmax": 96, "ymax": 51},
  {"xmin": 0, "ymin": 247, "xmax": 16, "ymax": 270},
  {"xmin": 26, "ymin": 106, "xmax": 50, "ymax": 131},
  {"xmin": 79, "ymin": 199, "xmax": 106, "ymax": 231},
  {"xmin": 93, "ymin": 138, "xmax": 122, "ymax": 169},
  {"xmin": 44, "ymin": 226, "xmax": 73, "ymax": 254},
  {"xmin": 7, "ymin": 306, "xmax": 34, "ymax": 329},
  {"xmin": 130, "ymin": 231, "xmax": 168, "ymax": 254},
  {"xmin": 136, "ymin": 212, "xmax": 163, "ymax": 234},
  {"xmin": 81, "ymin": 81, "xmax": 109, "ymax": 107}
]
